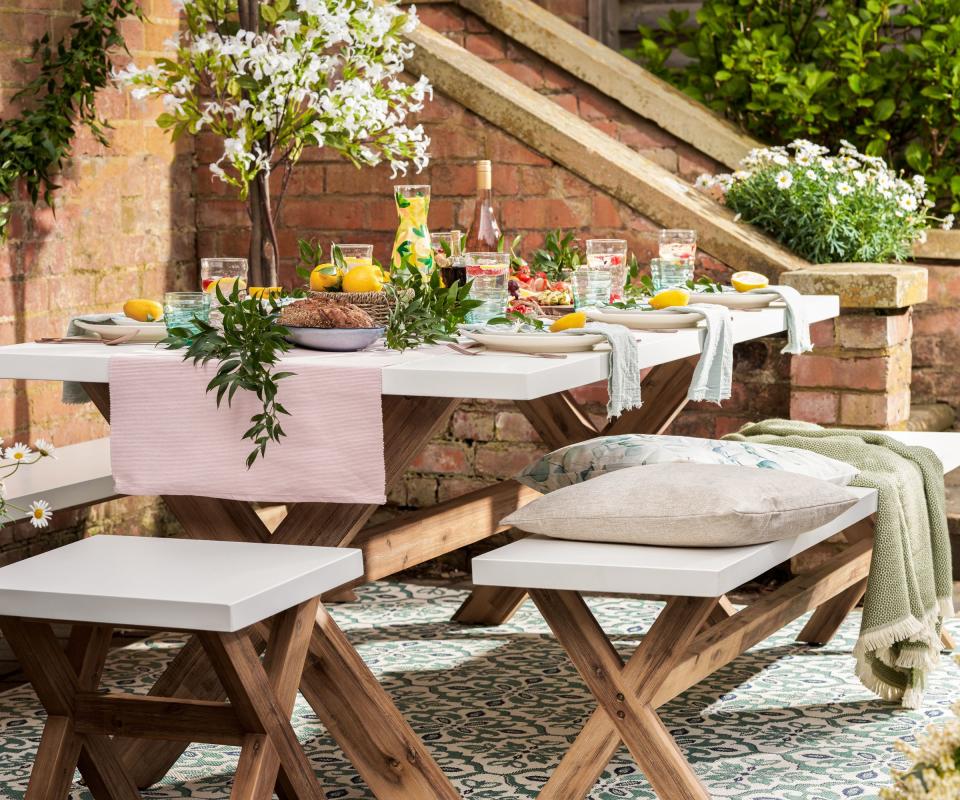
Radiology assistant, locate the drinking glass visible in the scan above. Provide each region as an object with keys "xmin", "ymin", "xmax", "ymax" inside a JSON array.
[
  {"xmin": 333, "ymin": 244, "xmax": 374, "ymax": 272},
  {"xmin": 649, "ymin": 257, "xmax": 694, "ymax": 292},
  {"xmin": 464, "ymin": 252, "xmax": 511, "ymax": 323},
  {"xmin": 432, "ymin": 230, "xmax": 465, "ymax": 286},
  {"xmin": 164, "ymin": 292, "xmax": 211, "ymax": 337},
  {"xmin": 658, "ymin": 229, "xmax": 697, "ymax": 263},
  {"xmin": 200, "ymin": 257, "xmax": 248, "ymax": 297},
  {"xmin": 579, "ymin": 239, "xmax": 627, "ymax": 306}
]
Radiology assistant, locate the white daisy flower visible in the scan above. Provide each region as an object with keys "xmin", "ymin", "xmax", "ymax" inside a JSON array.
[
  {"xmin": 899, "ymin": 194, "xmax": 919, "ymax": 212},
  {"xmin": 772, "ymin": 154, "xmax": 790, "ymax": 166},
  {"xmin": 34, "ymin": 439, "xmax": 56, "ymax": 458},
  {"xmin": 28, "ymin": 500, "xmax": 52, "ymax": 529},
  {"xmin": 694, "ymin": 174, "xmax": 715, "ymax": 190},
  {"xmin": 912, "ymin": 174, "xmax": 927, "ymax": 191},
  {"xmin": 5, "ymin": 443, "xmax": 32, "ymax": 462},
  {"xmin": 775, "ymin": 170, "xmax": 794, "ymax": 190},
  {"xmin": 795, "ymin": 152, "xmax": 813, "ymax": 166},
  {"xmin": 942, "ymin": 214, "xmax": 955, "ymax": 230},
  {"xmin": 733, "ymin": 170, "xmax": 752, "ymax": 180},
  {"xmin": 805, "ymin": 169, "xmax": 818, "ymax": 181},
  {"xmin": 836, "ymin": 182, "xmax": 853, "ymax": 196},
  {"xmin": 828, "ymin": 194, "xmax": 838, "ymax": 206}
]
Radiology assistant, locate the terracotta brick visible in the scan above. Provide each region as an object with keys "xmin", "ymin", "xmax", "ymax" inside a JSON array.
[
  {"xmin": 495, "ymin": 411, "xmax": 541, "ymax": 443},
  {"xmin": 464, "ymin": 34, "xmax": 506, "ymax": 61},
  {"xmin": 790, "ymin": 390, "xmax": 840, "ymax": 425},
  {"xmin": 810, "ymin": 319, "xmax": 835, "ymax": 349},
  {"xmin": 791, "ymin": 353, "xmax": 896, "ymax": 392},
  {"xmin": 416, "ymin": 5, "xmax": 466, "ymax": 32},
  {"xmin": 496, "ymin": 60, "xmax": 544, "ymax": 90},
  {"xmin": 409, "ymin": 442, "xmax": 472, "ymax": 474},
  {"xmin": 839, "ymin": 390, "xmax": 910, "ymax": 428},
  {"xmin": 438, "ymin": 476, "xmax": 491, "ymax": 503},
  {"xmin": 835, "ymin": 310, "xmax": 912, "ymax": 350},
  {"xmin": 450, "ymin": 410, "xmax": 495, "ymax": 442},
  {"xmin": 476, "ymin": 443, "xmax": 545, "ymax": 479}
]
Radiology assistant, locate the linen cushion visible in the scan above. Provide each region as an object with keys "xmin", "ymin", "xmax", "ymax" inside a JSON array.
[
  {"xmin": 516, "ymin": 433, "xmax": 859, "ymax": 494},
  {"xmin": 502, "ymin": 463, "xmax": 859, "ymax": 547}
]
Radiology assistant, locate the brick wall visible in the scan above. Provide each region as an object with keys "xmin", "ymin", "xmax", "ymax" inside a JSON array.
[{"xmin": 0, "ymin": 0, "xmax": 191, "ymax": 564}]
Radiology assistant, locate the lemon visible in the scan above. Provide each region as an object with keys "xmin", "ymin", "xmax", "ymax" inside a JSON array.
[
  {"xmin": 310, "ymin": 264, "xmax": 342, "ymax": 292},
  {"xmin": 549, "ymin": 311, "xmax": 587, "ymax": 332},
  {"xmin": 341, "ymin": 264, "xmax": 384, "ymax": 293},
  {"xmin": 731, "ymin": 270, "xmax": 769, "ymax": 292},
  {"xmin": 648, "ymin": 288, "xmax": 690, "ymax": 310},
  {"xmin": 204, "ymin": 277, "xmax": 247, "ymax": 296},
  {"xmin": 248, "ymin": 286, "xmax": 283, "ymax": 299},
  {"xmin": 123, "ymin": 298, "xmax": 163, "ymax": 322}
]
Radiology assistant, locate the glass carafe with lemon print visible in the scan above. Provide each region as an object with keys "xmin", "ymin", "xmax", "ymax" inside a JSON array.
[{"xmin": 392, "ymin": 184, "xmax": 434, "ymax": 273}]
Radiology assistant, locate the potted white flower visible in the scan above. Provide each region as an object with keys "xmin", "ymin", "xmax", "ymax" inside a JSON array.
[
  {"xmin": 696, "ymin": 139, "xmax": 950, "ymax": 264},
  {"xmin": 116, "ymin": 0, "xmax": 432, "ymax": 286}
]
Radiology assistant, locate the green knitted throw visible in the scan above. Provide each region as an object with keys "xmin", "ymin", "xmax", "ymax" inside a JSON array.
[{"xmin": 724, "ymin": 419, "xmax": 954, "ymax": 708}]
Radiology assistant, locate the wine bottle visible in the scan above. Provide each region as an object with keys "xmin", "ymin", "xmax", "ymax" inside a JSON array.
[{"xmin": 466, "ymin": 160, "xmax": 502, "ymax": 252}]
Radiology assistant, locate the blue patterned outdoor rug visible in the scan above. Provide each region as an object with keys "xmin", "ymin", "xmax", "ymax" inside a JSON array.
[{"xmin": 0, "ymin": 581, "xmax": 957, "ymax": 799}]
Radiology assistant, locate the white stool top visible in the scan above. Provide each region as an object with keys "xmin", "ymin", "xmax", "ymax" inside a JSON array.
[
  {"xmin": 0, "ymin": 536, "xmax": 362, "ymax": 632},
  {"xmin": 472, "ymin": 487, "xmax": 877, "ymax": 598}
]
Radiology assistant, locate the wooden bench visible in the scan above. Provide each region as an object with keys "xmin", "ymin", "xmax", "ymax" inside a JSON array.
[
  {"xmin": 471, "ymin": 429, "xmax": 960, "ymax": 800},
  {"xmin": 3, "ymin": 437, "xmax": 115, "ymax": 524}
]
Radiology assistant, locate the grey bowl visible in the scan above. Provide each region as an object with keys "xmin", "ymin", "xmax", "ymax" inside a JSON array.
[{"xmin": 285, "ymin": 326, "xmax": 384, "ymax": 352}]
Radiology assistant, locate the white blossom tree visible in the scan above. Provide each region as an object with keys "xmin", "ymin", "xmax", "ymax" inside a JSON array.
[{"xmin": 118, "ymin": 0, "xmax": 431, "ymax": 286}]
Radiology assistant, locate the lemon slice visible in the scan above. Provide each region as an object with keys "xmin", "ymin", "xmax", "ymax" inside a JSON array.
[
  {"xmin": 549, "ymin": 311, "xmax": 587, "ymax": 332},
  {"xmin": 731, "ymin": 271, "xmax": 769, "ymax": 292},
  {"xmin": 648, "ymin": 288, "xmax": 690, "ymax": 310},
  {"xmin": 205, "ymin": 277, "xmax": 247, "ymax": 295}
]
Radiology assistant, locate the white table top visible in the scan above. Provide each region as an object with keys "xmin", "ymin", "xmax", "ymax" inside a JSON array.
[
  {"xmin": 0, "ymin": 296, "xmax": 839, "ymax": 400},
  {"xmin": 472, "ymin": 487, "xmax": 877, "ymax": 598},
  {"xmin": 0, "ymin": 536, "xmax": 363, "ymax": 631}
]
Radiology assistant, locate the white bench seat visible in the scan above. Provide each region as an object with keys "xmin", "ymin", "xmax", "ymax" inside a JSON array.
[
  {"xmin": 3, "ymin": 437, "xmax": 115, "ymax": 522},
  {"xmin": 473, "ymin": 487, "xmax": 877, "ymax": 598},
  {"xmin": 0, "ymin": 535, "xmax": 362, "ymax": 632}
]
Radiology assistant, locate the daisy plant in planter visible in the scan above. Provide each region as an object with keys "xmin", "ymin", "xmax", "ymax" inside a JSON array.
[
  {"xmin": 116, "ymin": 0, "xmax": 431, "ymax": 287},
  {"xmin": 696, "ymin": 139, "xmax": 949, "ymax": 264},
  {"xmin": 0, "ymin": 439, "xmax": 56, "ymax": 529}
]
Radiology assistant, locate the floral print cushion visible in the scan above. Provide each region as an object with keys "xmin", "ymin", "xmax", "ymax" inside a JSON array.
[{"xmin": 516, "ymin": 434, "xmax": 859, "ymax": 494}]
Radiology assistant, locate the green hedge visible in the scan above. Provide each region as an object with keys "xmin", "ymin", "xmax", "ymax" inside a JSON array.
[{"xmin": 628, "ymin": 0, "xmax": 960, "ymax": 212}]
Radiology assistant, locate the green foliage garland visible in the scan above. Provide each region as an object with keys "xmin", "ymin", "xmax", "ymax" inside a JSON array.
[{"xmin": 0, "ymin": 0, "xmax": 142, "ymax": 239}]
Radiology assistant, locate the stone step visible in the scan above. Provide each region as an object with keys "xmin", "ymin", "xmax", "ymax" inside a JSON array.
[{"xmin": 903, "ymin": 403, "xmax": 956, "ymax": 432}]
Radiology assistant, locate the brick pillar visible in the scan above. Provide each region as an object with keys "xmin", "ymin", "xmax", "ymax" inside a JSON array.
[{"xmin": 783, "ymin": 263, "xmax": 928, "ymax": 430}]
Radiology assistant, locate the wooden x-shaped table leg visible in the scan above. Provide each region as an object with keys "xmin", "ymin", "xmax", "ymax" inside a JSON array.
[
  {"xmin": 0, "ymin": 618, "xmax": 139, "ymax": 800},
  {"xmin": 529, "ymin": 592, "xmax": 717, "ymax": 800}
]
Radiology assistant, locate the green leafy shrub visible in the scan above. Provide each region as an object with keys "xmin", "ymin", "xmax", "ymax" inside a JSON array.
[
  {"xmin": 629, "ymin": 0, "xmax": 960, "ymax": 211},
  {"xmin": 698, "ymin": 140, "xmax": 943, "ymax": 263}
]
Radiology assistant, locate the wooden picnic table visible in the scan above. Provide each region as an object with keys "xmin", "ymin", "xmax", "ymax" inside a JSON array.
[{"xmin": 0, "ymin": 294, "xmax": 839, "ymax": 798}]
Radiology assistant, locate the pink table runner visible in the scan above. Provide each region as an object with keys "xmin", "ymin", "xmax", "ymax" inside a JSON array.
[{"xmin": 109, "ymin": 351, "xmax": 386, "ymax": 504}]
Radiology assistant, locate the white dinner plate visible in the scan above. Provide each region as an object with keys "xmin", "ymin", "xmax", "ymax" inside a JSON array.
[
  {"xmin": 75, "ymin": 320, "xmax": 168, "ymax": 343},
  {"xmin": 464, "ymin": 331, "xmax": 607, "ymax": 353},
  {"xmin": 687, "ymin": 291, "xmax": 776, "ymax": 309},
  {"xmin": 585, "ymin": 307, "xmax": 701, "ymax": 330}
]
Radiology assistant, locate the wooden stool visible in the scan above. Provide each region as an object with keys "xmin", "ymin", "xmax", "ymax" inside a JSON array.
[
  {"xmin": 0, "ymin": 535, "xmax": 363, "ymax": 800},
  {"xmin": 472, "ymin": 487, "xmax": 880, "ymax": 800}
]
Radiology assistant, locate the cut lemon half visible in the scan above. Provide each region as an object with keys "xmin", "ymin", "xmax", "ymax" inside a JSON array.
[
  {"xmin": 648, "ymin": 288, "xmax": 690, "ymax": 310},
  {"xmin": 730, "ymin": 271, "xmax": 769, "ymax": 292}
]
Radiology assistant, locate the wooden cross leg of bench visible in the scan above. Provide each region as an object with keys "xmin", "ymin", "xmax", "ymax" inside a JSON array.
[
  {"xmin": 0, "ymin": 600, "xmax": 327, "ymax": 800},
  {"xmin": 526, "ymin": 537, "xmax": 875, "ymax": 800}
]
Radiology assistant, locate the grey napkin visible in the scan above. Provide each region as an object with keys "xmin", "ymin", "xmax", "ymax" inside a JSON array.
[
  {"xmin": 566, "ymin": 322, "xmax": 642, "ymax": 418},
  {"xmin": 749, "ymin": 285, "xmax": 813, "ymax": 354},
  {"xmin": 468, "ymin": 320, "xmax": 642, "ymax": 418},
  {"xmin": 665, "ymin": 304, "xmax": 733, "ymax": 404},
  {"xmin": 61, "ymin": 314, "xmax": 114, "ymax": 404}
]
